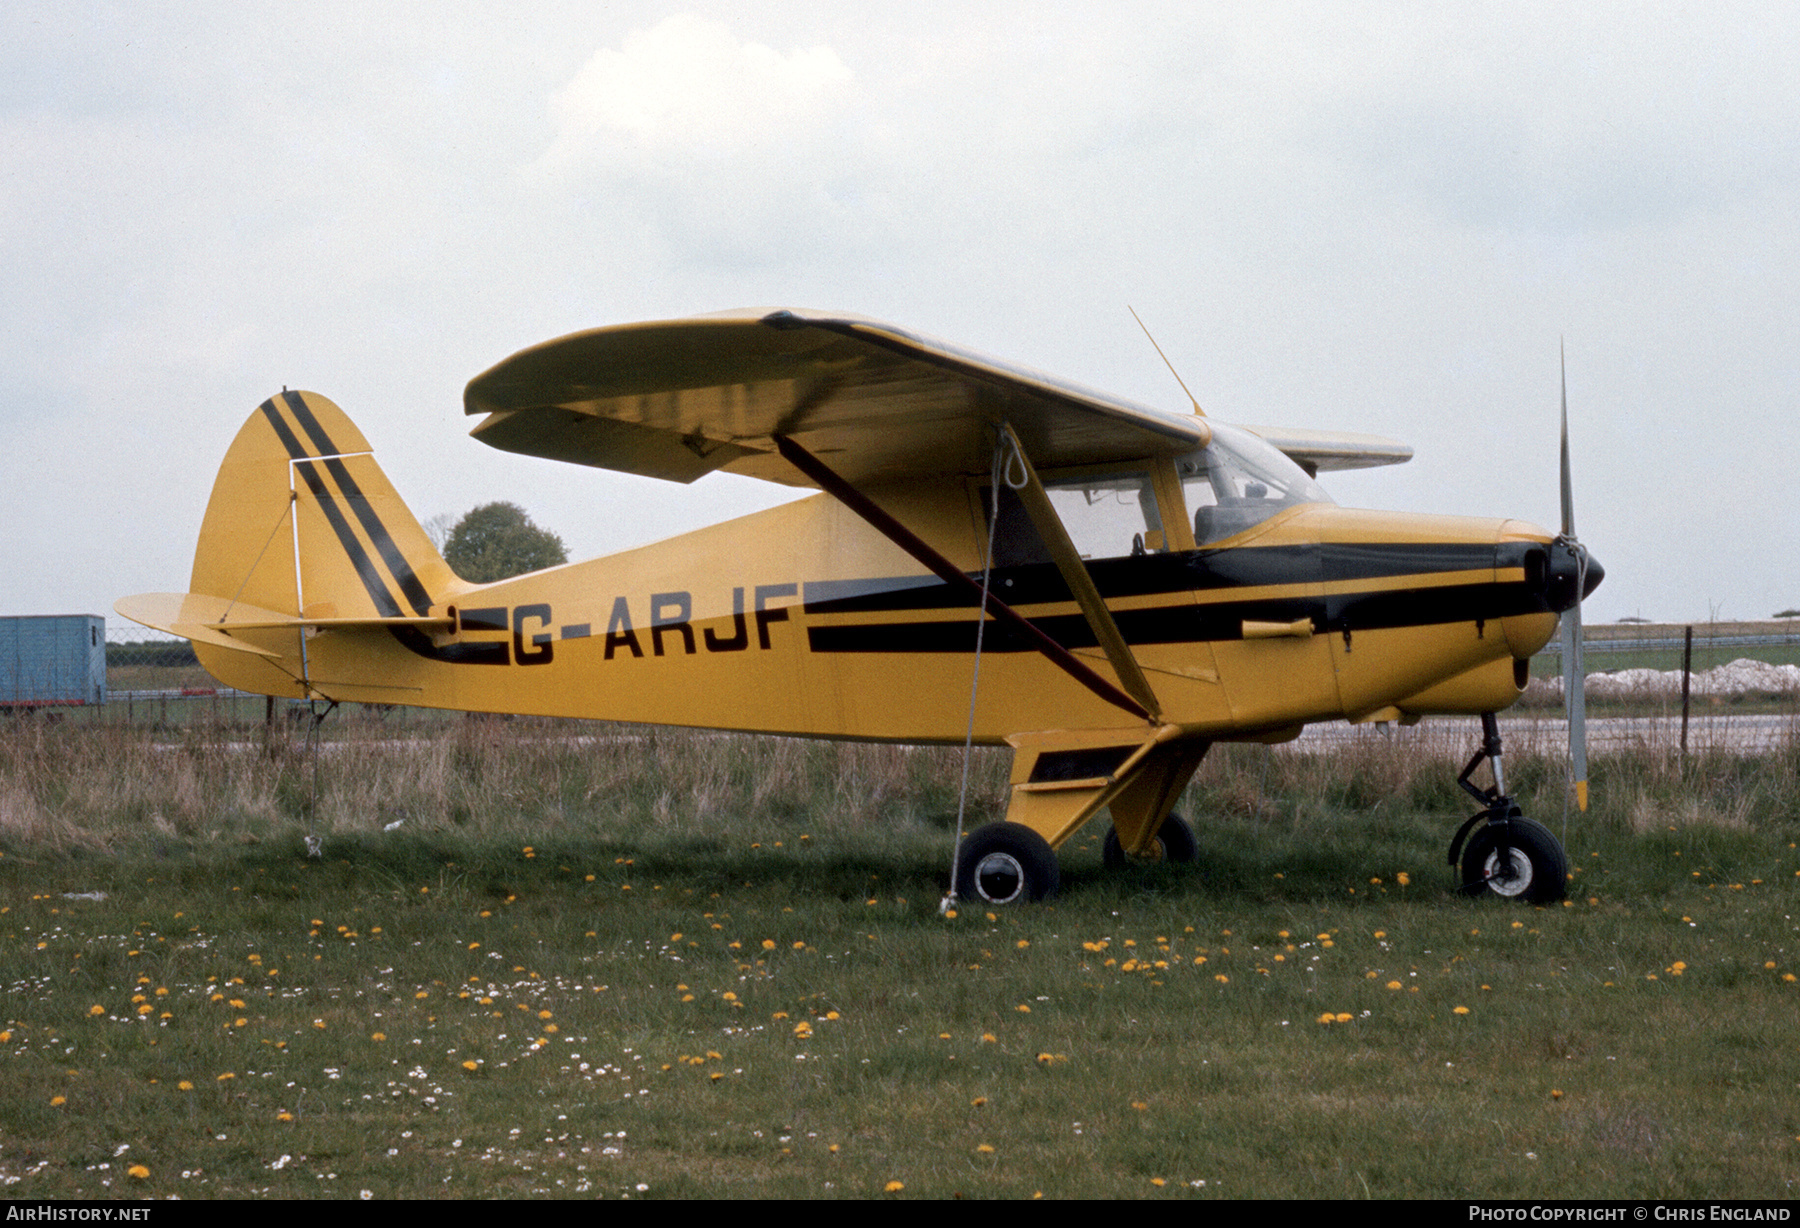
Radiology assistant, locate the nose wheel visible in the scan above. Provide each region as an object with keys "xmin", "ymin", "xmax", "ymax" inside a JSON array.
[{"xmin": 1448, "ymin": 713, "xmax": 1569, "ymax": 903}]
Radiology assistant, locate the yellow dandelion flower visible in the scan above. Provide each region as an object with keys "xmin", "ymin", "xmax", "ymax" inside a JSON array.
[
  {"xmin": 1131, "ymin": 1101, "xmax": 1148, "ymax": 1111},
  {"xmin": 1396, "ymin": 873, "xmax": 1410, "ymax": 887},
  {"xmin": 1453, "ymin": 1005, "xmax": 1471, "ymax": 1015},
  {"xmin": 50, "ymin": 1095, "xmax": 65, "ymax": 1106},
  {"xmin": 88, "ymin": 1004, "xmax": 104, "ymax": 1016},
  {"xmin": 217, "ymin": 1072, "xmax": 235, "ymax": 1081},
  {"xmin": 313, "ymin": 1020, "xmax": 326, "ymax": 1030},
  {"xmin": 884, "ymin": 1181, "xmax": 904, "ymax": 1193},
  {"xmin": 1335, "ymin": 1012, "xmax": 1352, "ymax": 1023},
  {"xmin": 1317, "ymin": 1012, "xmax": 1336, "ymax": 1025},
  {"xmin": 762, "ymin": 939, "xmax": 777, "ymax": 950},
  {"xmin": 1551, "ymin": 1089, "xmax": 1563, "ymax": 1100},
  {"xmin": 1151, "ymin": 1177, "xmax": 1166, "ymax": 1187},
  {"xmin": 981, "ymin": 1032, "xmax": 996, "ymax": 1043},
  {"xmin": 972, "ymin": 1096, "xmax": 987, "ymax": 1106},
  {"xmin": 825, "ymin": 1010, "xmax": 840, "ymax": 1020},
  {"xmin": 1015, "ymin": 1004, "xmax": 1030, "ymax": 1013},
  {"xmin": 1215, "ymin": 974, "xmax": 1228, "ymax": 983},
  {"xmin": 277, "ymin": 1111, "xmax": 295, "ymax": 1122},
  {"xmin": 177, "ymin": 1080, "xmax": 193, "ymax": 1091},
  {"xmin": 722, "ymin": 991, "xmax": 738, "ymax": 1002},
  {"xmin": 976, "ymin": 1143, "xmax": 995, "ymax": 1153},
  {"xmin": 371, "ymin": 1032, "xmax": 386, "ymax": 1041},
  {"xmin": 127, "ymin": 1165, "xmax": 149, "ymax": 1180},
  {"xmin": 1387, "ymin": 980, "xmax": 1402, "ymax": 990},
  {"xmin": 462, "ymin": 1060, "xmax": 479, "ymax": 1071}
]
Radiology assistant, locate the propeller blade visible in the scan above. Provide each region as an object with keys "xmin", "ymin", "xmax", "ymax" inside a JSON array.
[
  {"xmin": 1559, "ymin": 340, "xmax": 1575, "ymax": 540},
  {"xmin": 1559, "ymin": 343, "xmax": 1589, "ymax": 811},
  {"xmin": 1562, "ymin": 569, "xmax": 1589, "ymax": 811}
]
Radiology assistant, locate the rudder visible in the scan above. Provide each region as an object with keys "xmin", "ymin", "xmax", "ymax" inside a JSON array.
[{"xmin": 183, "ymin": 390, "xmax": 457, "ymax": 694}]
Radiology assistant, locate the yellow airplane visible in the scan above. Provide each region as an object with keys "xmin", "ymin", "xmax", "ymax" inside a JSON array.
[{"xmin": 118, "ymin": 308, "xmax": 1601, "ymax": 906}]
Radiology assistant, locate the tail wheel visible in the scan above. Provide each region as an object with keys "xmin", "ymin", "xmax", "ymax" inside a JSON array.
[
  {"xmin": 955, "ymin": 822, "xmax": 1060, "ymax": 905},
  {"xmin": 1103, "ymin": 813, "xmax": 1198, "ymax": 870},
  {"xmin": 1460, "ymin": 816, "xmax": 1568, "ymax": 903}
]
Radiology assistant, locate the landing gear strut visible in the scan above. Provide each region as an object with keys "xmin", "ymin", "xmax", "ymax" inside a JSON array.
[{"xmin": 1448, "ymin": 713, "xmax": 1568, "ymax": 903}]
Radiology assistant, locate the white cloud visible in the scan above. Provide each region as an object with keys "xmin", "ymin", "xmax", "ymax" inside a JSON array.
[{"xmin": 544, "ymin": 14, "xmax": 852, "ymax": 162}]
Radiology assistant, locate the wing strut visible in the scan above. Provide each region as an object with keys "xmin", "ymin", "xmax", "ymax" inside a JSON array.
[
  {"xmin": 994, "ymin": 422, "xmax": 1161, "ymax": 721},
  {"xmin": 772, "ymin": 434, "xmax": 1154, "ymax": 723}
]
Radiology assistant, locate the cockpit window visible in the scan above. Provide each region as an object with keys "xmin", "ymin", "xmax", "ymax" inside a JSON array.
[
  {"xmin": 1180, "ymin": 424, "xmax": 1333, "ymax": 545},
  {"xmin": 983, "ymin": 465, "xmax": 1164, "ymax": 567}
]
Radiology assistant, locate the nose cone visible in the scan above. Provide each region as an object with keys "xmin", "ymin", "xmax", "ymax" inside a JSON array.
[
  {"xmin": 1582, "ymin": 552, "xmax": 1605, "ymax": 600},
  {"xmin": 1545, "ymin": 538, "xmax": 1602, "ymax": 612}
]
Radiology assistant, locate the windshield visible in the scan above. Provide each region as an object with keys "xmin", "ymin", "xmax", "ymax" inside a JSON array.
[{"xmin": 1179, "ymin": 423, "xmax": 1333, "ymax": 545}]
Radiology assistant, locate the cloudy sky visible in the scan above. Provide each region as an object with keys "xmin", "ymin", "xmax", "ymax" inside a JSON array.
[{"xmin": 5, "ymin": 2, "xmax": 1796, "ymax": 628}]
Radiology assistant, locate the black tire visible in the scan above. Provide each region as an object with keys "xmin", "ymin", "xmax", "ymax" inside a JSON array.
[
  {"xmin": 1460, "ymin": 816, "xmax": 1568, "ymax": 903},
  {"xmin": 955, "ymin": 822, "xmax": 1060, "ymax": 905},
  {"xmin": 1103, "ymin": 812, "xmax": 1198, "ymax": 870}
]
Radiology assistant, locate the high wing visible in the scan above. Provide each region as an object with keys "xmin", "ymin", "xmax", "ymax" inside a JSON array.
[
  {"xmin": 464, "ymin": 308, "xmax": 1409, "ymax": 485},
  {"xmin": 1235, "ymin": 425, "xmax": 1413, "ymax": 475}
]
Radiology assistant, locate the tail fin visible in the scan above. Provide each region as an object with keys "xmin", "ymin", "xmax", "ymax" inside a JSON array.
[{"xmin": 118, "ymin": 391, "xmax": 457, "ymax": 696}]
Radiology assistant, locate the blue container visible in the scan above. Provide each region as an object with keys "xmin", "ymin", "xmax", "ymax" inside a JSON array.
[{"xmin": 0, "ymin": 615, "xmax": 107, "ymax": 706}]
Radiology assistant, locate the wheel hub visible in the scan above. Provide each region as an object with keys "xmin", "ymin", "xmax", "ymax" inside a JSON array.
[
  {"xmin": 1481, "ymin": 847, "xmax": 1533, "ymax": 898},
  {"xmin": 973, "ymin": 852, "xmax": 1026, "ymax": 904}
]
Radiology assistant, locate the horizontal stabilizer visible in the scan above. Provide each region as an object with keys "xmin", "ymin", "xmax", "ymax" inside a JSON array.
[{"xmin": 115, "ymin": 592, "xmax": 449, "ymax": 658}]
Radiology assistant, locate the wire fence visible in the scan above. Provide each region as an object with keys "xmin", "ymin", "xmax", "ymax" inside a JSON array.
[{"xmin": 1, "ymin": 620, "xmax": 1792, "ymax": 729}]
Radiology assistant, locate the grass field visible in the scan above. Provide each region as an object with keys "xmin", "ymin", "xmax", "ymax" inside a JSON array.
[{"xmin": 2, "ymin": 720, "xmax": 1798, "ymax": 1199}]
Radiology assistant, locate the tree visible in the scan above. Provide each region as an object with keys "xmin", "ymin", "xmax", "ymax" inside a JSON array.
[{"xmin": 442, "ymin": 502, "xmax": 568, "ymax": 583}]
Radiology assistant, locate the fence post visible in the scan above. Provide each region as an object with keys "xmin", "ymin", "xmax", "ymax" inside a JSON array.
[{"xmin": 1679, "ymin": 625, "xmax": 1693, "ymax": 768}]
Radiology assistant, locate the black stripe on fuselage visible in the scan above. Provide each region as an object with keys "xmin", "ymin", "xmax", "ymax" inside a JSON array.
[
  {"xmin": 801, "ymin": 542, "xmax": 1507, "ymax": 616},
  {"xmin": 806, "ymin": 576, "xmax": 1550, "ymax": 654}
]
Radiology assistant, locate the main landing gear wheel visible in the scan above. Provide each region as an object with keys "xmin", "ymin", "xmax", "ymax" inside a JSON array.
[
  {"xmin": 1459, "ymin": 816, "xmax": 1568, "ymax": 903},
  {"xmin": 955, "ymin": 822, "xmax": 1060, "ymax": 905},
  {"xmin": 1102, "ymin": 812, "xmax": 1198, "ymax": 870}
]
